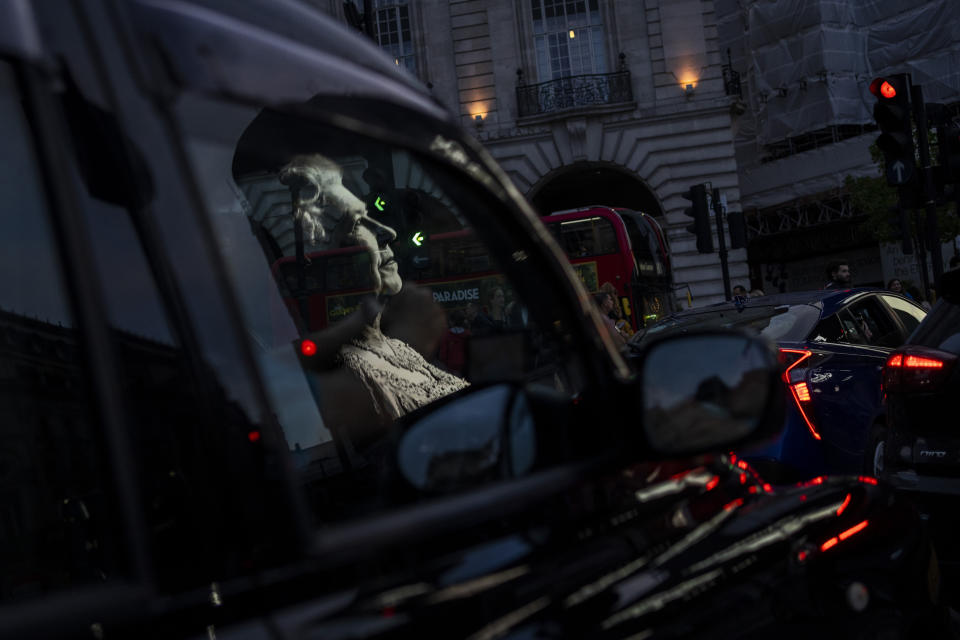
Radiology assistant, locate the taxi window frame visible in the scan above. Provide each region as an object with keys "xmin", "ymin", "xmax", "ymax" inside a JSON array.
[{"xmin": 0, "ymin": 53, "xmax": 155, "ymax": 636}]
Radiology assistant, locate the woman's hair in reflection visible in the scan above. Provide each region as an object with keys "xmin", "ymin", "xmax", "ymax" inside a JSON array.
[{"xmin": 279, "ymin": 153, "xmax": 364, "ymax": 247}]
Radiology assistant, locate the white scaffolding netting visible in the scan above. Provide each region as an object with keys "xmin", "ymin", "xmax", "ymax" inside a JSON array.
[{"xmin": 718, "ymin": 0, "xmax": 960, "ymax": 145}]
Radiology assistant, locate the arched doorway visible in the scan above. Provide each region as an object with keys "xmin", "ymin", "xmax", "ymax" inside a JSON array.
[{"xmin": 529, "ymin": 162, "xmax": 664, "ymax": 218}]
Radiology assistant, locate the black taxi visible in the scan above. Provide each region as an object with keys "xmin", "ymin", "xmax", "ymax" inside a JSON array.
[{"xmin": 0, "ymin": 1, "xmax": 948, "ymax": 638}]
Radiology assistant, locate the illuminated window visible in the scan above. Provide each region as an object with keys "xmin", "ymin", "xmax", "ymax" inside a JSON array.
[
  {"xmin": 532, "ymin": 0, "xmax": 607, "ymax": 80},
  {"xmin": 373, "ymin": 0, "xmax": 416, "ymax": 74}
]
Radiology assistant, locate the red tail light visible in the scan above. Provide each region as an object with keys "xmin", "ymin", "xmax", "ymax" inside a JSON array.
[
  {"xmin": 883, "ymin": 347, "xmax": 957, "ymax": 393},
  {"xmin": 779, "ymin": 349, "xmax": 821, "ymax": 440},
  {"xmin": 300, "ymin": 339, "xmax": 318, "ymax": 357}
]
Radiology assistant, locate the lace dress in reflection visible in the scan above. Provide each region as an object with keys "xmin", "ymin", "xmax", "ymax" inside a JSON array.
[{"xmin": 337, "ymin": 326, "xmax": 469, "ymax": 420}]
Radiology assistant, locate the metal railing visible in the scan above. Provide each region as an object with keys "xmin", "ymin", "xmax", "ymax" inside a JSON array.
[{"xmin": 516, "ymin": 69, "xmax": 632, "ymax": 118}]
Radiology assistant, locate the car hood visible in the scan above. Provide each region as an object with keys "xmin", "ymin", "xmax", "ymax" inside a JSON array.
[{"xmin": 298, "ymin": 456, "xmax": 925, "ymax": 638}]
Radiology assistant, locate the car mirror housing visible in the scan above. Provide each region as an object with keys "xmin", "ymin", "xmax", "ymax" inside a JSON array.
[
  {"xmin": 396, "ymin": 384, "xmax": 537, "ymax": 493},
  {"xmin": 634, "ymin": 330, "xmax": 785, "ymax": 457}
]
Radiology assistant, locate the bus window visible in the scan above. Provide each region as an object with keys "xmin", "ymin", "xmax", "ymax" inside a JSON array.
[{"xmin": 555, "ymin": 216, "xmax": 618, "ymax": 257}]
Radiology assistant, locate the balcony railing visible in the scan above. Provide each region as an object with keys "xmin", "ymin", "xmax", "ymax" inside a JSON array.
[{"xmin": 517, "ymin": 69, "xmax": 633, "ymax": 118}]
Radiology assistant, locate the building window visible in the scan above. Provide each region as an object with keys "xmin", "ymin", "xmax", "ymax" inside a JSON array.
[
  {"xmin": 374, "ymin": 0, "xmax": 416, "ymax": 74},
  {"xmin": 532, "ymin": 0, "xmax": 607, "ymax": 80}
]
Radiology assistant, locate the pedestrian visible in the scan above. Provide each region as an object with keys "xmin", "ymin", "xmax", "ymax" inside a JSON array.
[
  {"xmin": 438, "ymin": 309, "xmax": 470, "ymax": 375},
  {"xmin": 472, "ymin": 284, "xmax": 507, "ymax": 335},
  {"xmin": 594, "ymin": 292, "xmax": 626, "ymax": 346},
  {"xmin": 732, "ymin": 285, "xmax": 748, "ymax": 297},
  {"xmin": 886, "ymin": 278, "xmax": 913, "ymax": 299},
  {"xmin": 749, "ymin": 288, "xmax": 765, "ymax": 297},
  {"xmin": 823, "ymin": 260, "xmax": 852, "ymax": 289},
  {"xmin": 600, "ymin": 282, "xmax": 633, "ymax": 338}
]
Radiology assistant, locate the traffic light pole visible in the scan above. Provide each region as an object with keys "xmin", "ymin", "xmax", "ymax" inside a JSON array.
[
  {"xmin": 712, "ymin": 187, "xmax": 732, "ymax": 300},
  {"xmin": 911, "ymin": 84, "xmax": 944, "ymax": 291}
]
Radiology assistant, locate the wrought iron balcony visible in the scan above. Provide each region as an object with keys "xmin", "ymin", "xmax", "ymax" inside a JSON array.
[{"xmin": 516, "ymin": 69, "xmax": 633, "ymax": 118}]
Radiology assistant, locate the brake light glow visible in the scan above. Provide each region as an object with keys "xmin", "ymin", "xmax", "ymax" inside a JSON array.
[
  {"xmin": 883, "ymin": 348, "xmax": 957, "ymax": 393},
  {"xmin": 780, "ymin": 349, "xmax": 821, "ymax": 440},
  {"xmin": 858, "ymin": 476, "xmax": 878, "ymax": 485},
  {"xmin": 836, "ymin": 493, "xmax": 851, "ymax": 516},
  {"xmin": 724, "ymin": 498, "xmax": 744, "ymax": 511},
  {"xmin": 820, "ymin": 520, "xmax": 869, "ymax": 552},
  {"xmin": 841, "ymin": 520, "xmax": 869, "ymax": 539},
  {"xmin": 904, "ymin": 355, "xmax": 945, "ymax": 369},
  {"xmin": 248, "ymin": 430, "xmax": 261, "ymax": 443},
  {"xmin": 300, "ymin": 339, "xmax": 318, "ymax": 357},
  {"xmin": 705, "ymin": 475, "xmax": 720, "ymax": 491},
  {"xmin": 779, "ymin": 349, "xmax": 812, "ymax": 383}
]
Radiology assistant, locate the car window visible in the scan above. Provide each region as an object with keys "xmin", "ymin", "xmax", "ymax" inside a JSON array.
[
  {"xmin": 843, "ymin": 296, "xmax": 901, "ymax": 348},
  {"xmin": 174, "ymin": 94, "xmax": 588, "ymax": 525},
  {"xmin": 0, "ymin": 60, "xmax": 126, "ymax": 605},
  {"xmin": 909, "ymin": 299, "xmax": 960, "ymax": 353},
  {"xmin": 31, "ymin": 0, "xmax": 302, "ymax": 592},
  {"xmin": 880, "ymin": 294, "xmax": 926, "ymax": 337}
]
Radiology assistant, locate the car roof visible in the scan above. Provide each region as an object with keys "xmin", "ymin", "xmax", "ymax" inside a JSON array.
[
  {"xmin": 126, "ymin": 0, "xmax": 452, "ymax": 123},
  {"xmin": 670, "ymin": 287, "xmax": 883, "ymax": 319}
]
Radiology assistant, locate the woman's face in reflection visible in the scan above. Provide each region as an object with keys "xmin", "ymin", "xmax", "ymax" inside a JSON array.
[{"xmin": 282, "ymin": 155, "xmax": 401, "ymax": 295}]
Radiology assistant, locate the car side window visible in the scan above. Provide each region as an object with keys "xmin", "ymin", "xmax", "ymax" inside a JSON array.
[
  {"xmin": 880, "ymin": 294, "xmax": 926, "ymax": 339},
  {"xmin": 846, "ymin": 297, "xmax": 901, "ymax": 348},
  {"xmin": 813, "ymin": 310, "xmax": 866, "ymax": 345},
  {"xmin": 173, "ymin": 94, "xmax": 589, "ymax": 525},
  {"xmin": 0, "ymin": 60, "xmax": 126, "ymax": 605}
]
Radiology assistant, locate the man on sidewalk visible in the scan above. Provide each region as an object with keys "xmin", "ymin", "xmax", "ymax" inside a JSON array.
[{"xmin": 823, "ymin": 260, "xmax": 852, "ymax": 289}]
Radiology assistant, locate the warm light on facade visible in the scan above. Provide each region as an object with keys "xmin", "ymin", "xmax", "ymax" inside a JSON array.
[{"xmin": 569, "ymin": 29, "xmax": 575, "ymax": 39}]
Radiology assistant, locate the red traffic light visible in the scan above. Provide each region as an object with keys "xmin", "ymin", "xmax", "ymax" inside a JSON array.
[
  {"xmin": 300, "ymin": 339, "xmax": 317, "ymax": 357},
  {"xmin": 869, "ymin": 78, "xmax": 897, "ymax": 99}
]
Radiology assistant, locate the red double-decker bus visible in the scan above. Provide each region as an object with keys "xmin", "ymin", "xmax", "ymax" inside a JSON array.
[
  {"xmin": 270, "ymin": 205, "xmax": 673, "ymax": 334},
  {"xmin": 541, "ymin": 206, "xmax": 674, "ymax": 331}
]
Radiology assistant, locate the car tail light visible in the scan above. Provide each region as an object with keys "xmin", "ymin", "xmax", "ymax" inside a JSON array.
[
  {"xmin": 882, "ymin": 347, "xmax": 957, "ymax": 393},
  {"xmin": 779, "ymin": 349, "xmax": 821, "ymax": 440}
]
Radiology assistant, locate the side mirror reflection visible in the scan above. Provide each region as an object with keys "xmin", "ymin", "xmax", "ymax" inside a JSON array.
[
  {"xmin": 640, "ymin": 332, "xmax": 780, "ymax": 456},
  {"xmin": 397, "ymin": 385, "xmax": 536, "ymax": 492}
]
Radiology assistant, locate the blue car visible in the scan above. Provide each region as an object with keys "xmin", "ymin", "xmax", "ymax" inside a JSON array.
[{"xmin": 631, "ymin": 288, "xmax": 927, "ymax": 481}]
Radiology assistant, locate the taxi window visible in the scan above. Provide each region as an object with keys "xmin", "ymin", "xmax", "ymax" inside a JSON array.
[
  {"xmin": 174, "ymin": 95, "xmax": 587, "ymax": 525},
  {"xmin": 0, "ymin": 60, "xmax": 125, "ymax": 605}
]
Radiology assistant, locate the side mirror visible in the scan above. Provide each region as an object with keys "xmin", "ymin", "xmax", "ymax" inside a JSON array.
[
  {"xmin": 636, "ymin": 331, "xmax": 783, "ymax": 456},
  {"xmin": 396, "ymin": 385, "xmax": 536, "ymax": 493}
]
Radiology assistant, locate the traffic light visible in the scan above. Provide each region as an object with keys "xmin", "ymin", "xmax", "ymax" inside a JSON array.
[
  {"xmin": 682, "ymin": 183, "xmax": 713, "ymax": 253},
  {"xmin": 727, "ymin": 211, "xmax": 747, "ymax": 249},
  {"xmin": 869, "ymin": 75, "xmax": 915, "ymax": 188}
]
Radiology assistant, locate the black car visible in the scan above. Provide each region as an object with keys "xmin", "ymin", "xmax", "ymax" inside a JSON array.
[
  {"xmin": 0, "ymin": 1, "xmax": 949, "ymax": 638},
  {"xmin": 881, "ymin": 267, "xmax": 960, "ymax": 488},
  {"xmin": 629, "ymin": 289, "xmax": 926, "ymax": 481}
]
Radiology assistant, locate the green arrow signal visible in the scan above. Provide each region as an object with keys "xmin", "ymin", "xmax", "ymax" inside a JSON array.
[
  {"xmin": 374, "ymin": 196, "xmax": 385, "ymax": 211},
  {"xmin": 412, "ymin": 231, "xmax": 424, "ymax": 247}
]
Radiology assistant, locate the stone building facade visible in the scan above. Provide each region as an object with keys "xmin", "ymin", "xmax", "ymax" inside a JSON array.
[{"xmin": 314, "ymin": 0, "xmax": 751, "ymax": 307}]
